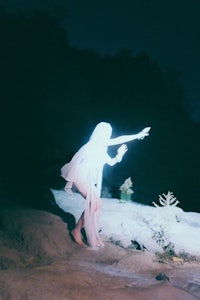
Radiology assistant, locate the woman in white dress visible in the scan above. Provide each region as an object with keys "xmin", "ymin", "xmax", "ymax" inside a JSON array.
[{"xmin": 61, "ymin": 122, "xmax": 150, "ymax": 249}]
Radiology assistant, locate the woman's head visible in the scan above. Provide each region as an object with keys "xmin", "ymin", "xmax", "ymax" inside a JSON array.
[{"xmin": 89, "ymin": 122, "xmax": 112, "ymax": 144}]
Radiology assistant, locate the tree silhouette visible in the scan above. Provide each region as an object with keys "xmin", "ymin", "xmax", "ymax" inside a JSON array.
[{"xmin": 0, "ymin": 12, "xmax": 198, "ymax": 211}]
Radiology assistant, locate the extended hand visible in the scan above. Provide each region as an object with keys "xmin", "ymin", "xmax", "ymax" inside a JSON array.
[
  {"xmin": 117, "ymin": 144, "xmax": 128, "ymax": 156},
  {"xmin": 137, "ymin": 127, "xmax": 151, "ymax": 140},
  {"xmin": 115, "ymin": 144, "xmax": 128, "ymax": 163}
]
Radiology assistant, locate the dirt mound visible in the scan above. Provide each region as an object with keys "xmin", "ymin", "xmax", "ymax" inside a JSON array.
[{"xmin": 0, "ymin": 207, "xmax": 75, "ymax": 268}]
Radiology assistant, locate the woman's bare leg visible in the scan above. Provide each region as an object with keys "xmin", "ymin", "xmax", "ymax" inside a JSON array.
[
  {"xmin": 71, "ymin": 212, "xmax": 87, "ymax": 246},
  {"xmin": 72, "ymin": 179, "xmax": 103, "ymax": 248}
]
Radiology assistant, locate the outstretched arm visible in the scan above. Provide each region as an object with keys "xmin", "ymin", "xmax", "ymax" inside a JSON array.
[{"xmin": 108, "ymin": 127, "xmax": 151, "ymax": 146}]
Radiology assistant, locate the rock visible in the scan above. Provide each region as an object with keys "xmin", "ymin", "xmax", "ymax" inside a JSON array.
[
  {"xmin": 0, "ymin": 207, "xmax": 76, "ymax": 267},
  {"xmin": 0, "ymin": 206, "xmax": 200, "ymax": 300},
  {"xmin": 156, "ymin": 272, "xmax": 170, "ymax": 281}
]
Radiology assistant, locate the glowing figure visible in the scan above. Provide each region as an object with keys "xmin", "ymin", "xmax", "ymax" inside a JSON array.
[{"xmin": 61, "ymin": 122, "xmax": 150, "ymax": 249}]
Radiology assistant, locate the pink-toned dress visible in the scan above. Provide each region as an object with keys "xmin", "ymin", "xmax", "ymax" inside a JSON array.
[{"xmin": 61, "ymin": 139, "xmax": 111, "ymax": 248}]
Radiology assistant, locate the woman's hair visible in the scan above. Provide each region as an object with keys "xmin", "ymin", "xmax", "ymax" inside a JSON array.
[{"xmin": 89, "ymin": 122, "xmax": 112, "ymax": 144}]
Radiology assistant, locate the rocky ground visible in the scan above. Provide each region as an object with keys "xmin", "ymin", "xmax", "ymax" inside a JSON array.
[{"xmin": 0, "ymin": 206, "xmax": 200, "ymax": 300}]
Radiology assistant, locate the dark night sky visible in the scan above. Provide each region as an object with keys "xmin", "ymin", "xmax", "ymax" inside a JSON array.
[
  {"xmin": 2, "ymin": 0, "xmax": 200, "ymax": 123},
  {"xmin": 1, "ymin": 0, "xmax": 199, "ymax": 211}
]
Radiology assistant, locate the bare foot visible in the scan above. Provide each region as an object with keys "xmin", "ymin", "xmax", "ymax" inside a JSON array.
[
  {"xmin": 71, "ymin": 229, "xmax": 87, "ymax": 247},
  {"xmin": 87, "ymin": 246, "xmax": 100, "ymax": 251},
  {"xmin": 86, "ymin": 238, "xmax": 104, "ymax": 250},
  {"xmin": 95, "ymin": 239, "xmax": 104, "ymax": 248}
]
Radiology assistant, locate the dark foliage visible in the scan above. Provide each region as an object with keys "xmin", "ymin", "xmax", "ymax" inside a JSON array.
[{"xmin": 0, "ymin": 12, "xmax": 199, "ymax": 211}]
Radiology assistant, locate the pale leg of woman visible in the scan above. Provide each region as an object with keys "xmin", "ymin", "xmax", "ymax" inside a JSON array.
[
  {"xmin": 71, "ymin": 212, "xmax": 86, "ymax": 246},
  {"xmin": 70, "ymin": 179, "xmax": 88, "ymax": 247}
]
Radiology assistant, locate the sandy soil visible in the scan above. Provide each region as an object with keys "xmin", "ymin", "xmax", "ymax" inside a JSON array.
[{"xmin": 0, "ymin": 207, "xmax": 199, "ymax": 300}]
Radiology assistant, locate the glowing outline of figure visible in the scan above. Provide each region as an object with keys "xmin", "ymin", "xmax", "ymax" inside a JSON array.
[{"xmin": 61, "ymin": 122, "xmax": 150, "ymax": 249}]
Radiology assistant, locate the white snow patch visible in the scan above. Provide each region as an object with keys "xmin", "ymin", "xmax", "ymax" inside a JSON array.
[{"xmin": 51, "ymin": 189, "xmax": 200, "ymax": 257}]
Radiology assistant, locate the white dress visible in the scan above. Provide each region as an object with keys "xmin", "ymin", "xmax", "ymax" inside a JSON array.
[{"xmin": 61, "ymin": 129, "xmax": 111, "ymax": 248}]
